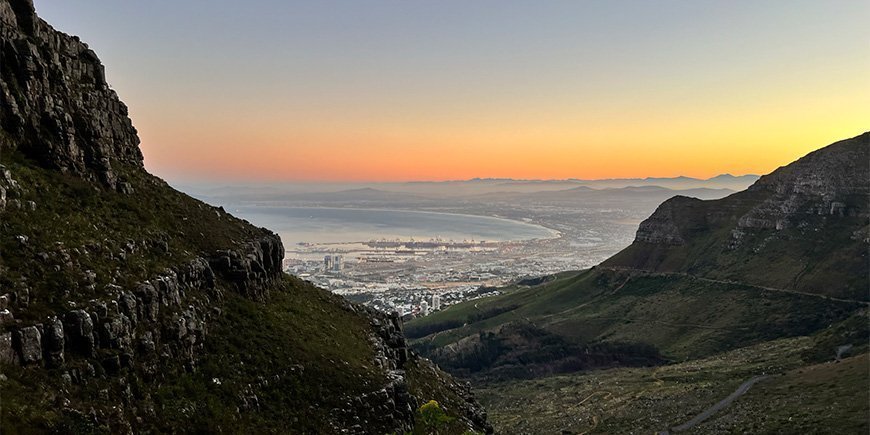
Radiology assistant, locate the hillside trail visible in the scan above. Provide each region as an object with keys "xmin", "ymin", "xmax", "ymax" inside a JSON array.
[
  {"xmin": 599, "ymin": 267, "xmax": 868, "ymax": 306},
  {"xmin": 537, "ymin": 274, "xmax": 635, "ymax": 323},
  {"xmin": 657, "ymin": 375, "xmax": 768, "ymax": 434}
]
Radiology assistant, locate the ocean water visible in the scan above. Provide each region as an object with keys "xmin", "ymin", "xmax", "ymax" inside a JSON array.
[{"xmin": 230, "ymin": 206, "xmax": 557, "ymax": 245}]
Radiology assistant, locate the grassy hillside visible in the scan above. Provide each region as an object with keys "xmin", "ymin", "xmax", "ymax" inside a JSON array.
[
  {"xmin": 1, "ymin": 276, "xmax": 484, "ymax": 433},
  {"xmin": 476, "ymin": 334, "xmax": 868, "ymax": 434},
  {"xmin": 409, "ymin": 267, "xmax": 861, "ymax": 375},
  {"xmin": 410, "ymin": 136, "xmax": 868, "ymax": 377},
  {"xmin": 0, "ymin": 149, "xmax": 267, "ymax": 320},
  {"xmin": 605, "ymin": 206, "xmax": 869, "ymax": 301},
  {"xmin": 1, "ymin": 134, "xmax": 490, "ymax": 435}
]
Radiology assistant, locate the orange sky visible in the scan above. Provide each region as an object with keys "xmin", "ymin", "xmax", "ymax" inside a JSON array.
[
  {"xmin": 37, "ymin": 0, "xmax": 870, "ymax": 182},
  {"xmin": 135, "ymin": 73, "xmax": 869, "ymax": 181}
]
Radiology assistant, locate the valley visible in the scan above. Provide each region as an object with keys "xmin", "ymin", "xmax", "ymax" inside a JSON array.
[{"xmin": 406, "ymin": 134, "xmax": 870, "ymax": 433}]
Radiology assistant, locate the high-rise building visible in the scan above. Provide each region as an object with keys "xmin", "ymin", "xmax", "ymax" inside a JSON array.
[
  {"xmin": 431, "ymin": 293, "xmax": 441, "ymax": 311},
  {"xmin": 420, "ymin": 300, "xmax": 429, "ymax": 316},
  {"xmin": 323, "ymin": 254, "xmax": 343, "ymax": 273}
]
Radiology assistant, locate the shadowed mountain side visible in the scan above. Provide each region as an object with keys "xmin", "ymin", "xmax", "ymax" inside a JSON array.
[{"xmin": 0, "ymin": 2, "xmax": 490, "ymax": 432}]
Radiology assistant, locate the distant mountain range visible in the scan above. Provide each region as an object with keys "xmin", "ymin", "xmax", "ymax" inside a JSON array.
[{"xmin": 180, "ymin": 174, "xmax": 757, "ymax": 205}]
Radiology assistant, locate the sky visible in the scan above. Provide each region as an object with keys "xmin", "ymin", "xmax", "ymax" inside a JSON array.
[{"xmin": 35, "ymin": 0, "xmax": 870, "ymax": 183}]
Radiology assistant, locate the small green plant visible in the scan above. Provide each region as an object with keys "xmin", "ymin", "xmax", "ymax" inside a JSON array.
[{"xmin": 417, "ymin": 400, "xmax": 454, "ymax": 434}]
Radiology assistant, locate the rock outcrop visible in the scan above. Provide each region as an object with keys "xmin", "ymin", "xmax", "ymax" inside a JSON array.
[
  {"xmin": 0, "ymin": 0, "xmax": 142, "ymax": 189},
  {"xmin": 736, "ymin": 134, "xmax": 870, "ymax": 231},
  {"xmin": 634, "ymin": 196, "xmax": 705, "ymax": 245},
  {"xmin": 631, "ymin": 133, "xmax": 869, "ymax": 248},
  {"xmin": 0, "ymin": 233, "xmax": 282, "ymax": 377},
  {"xmin": 607, "ymin": 132, "xmax": 869, "ymax": 298}
]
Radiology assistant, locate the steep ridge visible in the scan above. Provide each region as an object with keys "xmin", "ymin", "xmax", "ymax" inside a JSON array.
[
  {"xmin": 605, "ymin": 133, "xmax": 869, "ymax": 300},
  {"xmin": 409, "ymin": 134, "xmax": 869, "ymax": 379},
  {"xmin": 0, "ymin": 0, "xmax": 141, "ymax": 189},
  {"xmin": 0, "ymin": 2, "xmax": 490, "ymax": 433}
]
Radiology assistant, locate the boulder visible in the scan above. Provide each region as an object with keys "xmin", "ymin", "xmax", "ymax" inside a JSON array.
[
  {"xmin": 43, "ymin": 316, "xmax": 65, "ymax": 367},
  {"xmin": 64, "ymin": 309, "xmax": 94, "ymax": 356},
  {"xmin": 135, "ymin": 282, "xmax": 159, "ymax": 322},
  {"xmin": 0, "ymin": 332, "xmax": 16, "ymax": 364},
  {"xmin": 0, "ymin": 308, "xmax": 14, "ymax": 326},
  {"xmin": 99, "ymin": 314, "xmax": 132, "ymax": 350},
  {"xmin": 118, "ymin": 291, "xmax": 138, "ymax": 326},
  {"xmin": 14, "ymin": 325, "xmax": 42, "ymax": 365}
]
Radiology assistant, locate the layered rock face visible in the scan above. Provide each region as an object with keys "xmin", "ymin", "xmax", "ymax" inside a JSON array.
[
  {"xmin": 0, "ymin": 234, "xmax": 282, "ymax": 372},
  {"xmin": 610, "ymin": 132, "xmax": 869, "ymax": 297},
  {"xmin": 633, "ymin": 133, "xmax": 869, "ymax": 246},
  {"xmin": 634, "ymin": 196, "xmax": 704, "ymax": 245},
  {"xmin": 737, "ymin": 134, "xmax": 870, "ymax": 230},
  {"xmin": 0, "ymin": 0, "xmax": 142, "ymax": 189}
]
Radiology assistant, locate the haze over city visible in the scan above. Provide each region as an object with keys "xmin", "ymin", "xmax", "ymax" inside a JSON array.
[{"xmin": 34, "ymin": 0, "xmax": 869, "ymax": 182}]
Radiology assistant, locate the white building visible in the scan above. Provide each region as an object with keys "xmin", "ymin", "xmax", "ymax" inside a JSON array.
[
  {"xmin": 431, "ymin": 293, "xmax": 441, "ymax": 311},
  {"xmin": 420, "ymin": 300, "xmax": 429, "ymax": 316}
]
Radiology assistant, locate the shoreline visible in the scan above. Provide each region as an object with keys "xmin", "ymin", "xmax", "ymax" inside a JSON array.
[{"xmin": 231, "ymin": 204, "xmax": 564, "ymax": 245}]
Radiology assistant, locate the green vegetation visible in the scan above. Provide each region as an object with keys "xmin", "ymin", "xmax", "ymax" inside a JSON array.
[
  {"xmin": 475, "ymin": 336, "xmax": 868, "ymax": 434},
  {"xmin": 405, "ymin": 358, "xmax": 488, "ymax": 434},
  {"xmin": 605, "ymin": 209, "xmax": 870, "ymax": 301},
  {"xmin": 410, "ymin": 268, "xmax": 861, "ymax": 375},
  {"xmin": 0, "ymin": 151, "xmax": 488, "ymax": 433},
  {"xmin": 416, "ymin": 400, "xmax": 455, "ymax": 434},
  {"xmin": 0, "ymin": 276, "xmax": 483, "ymax": 433},
  {"xmin": 147, "ymin": 276, "xmax": 387, "ymax": 433},
  {"xmin": 0, "ymin": 152, "xmax": 268, "ymax": 320}
]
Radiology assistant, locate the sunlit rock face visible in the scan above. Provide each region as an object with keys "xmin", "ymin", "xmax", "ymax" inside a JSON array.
[
  {"xmin": 632, "ymin": 133, "xmax": 869, "ymax": 248},
  {"xmin": 0, "ymin": 0, "xmax": 142, "ymax": 189},
  {"xmin": 737, "ymin": 134, "xmax": 870, "ymax": 231}
]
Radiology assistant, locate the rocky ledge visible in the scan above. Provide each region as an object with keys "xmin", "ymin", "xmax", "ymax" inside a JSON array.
[{"xmin": 0, "ymin": 233, "xmax": 283, "ymax": 378}]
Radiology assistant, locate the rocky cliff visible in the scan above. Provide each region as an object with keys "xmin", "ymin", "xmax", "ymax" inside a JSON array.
[
  {"xmin": 608, "ymin": 132, "xmax": 869, "ymax": 299},
  {"xmin": 0, "ymin": 1, "xmax": 490, "ymax": 433},
  {"xmin": 0, "ymin": 0, "xmax": 141, "ymax": 190}
]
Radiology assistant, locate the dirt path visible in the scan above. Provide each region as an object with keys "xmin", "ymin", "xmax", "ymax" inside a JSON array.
[
  {"xmin": 600, "ymin": 267, "xmax": 868, "ymax": 306},
  {"xmin": 658, "ymin": 375, "xmax": 768, "ymax": 434}
]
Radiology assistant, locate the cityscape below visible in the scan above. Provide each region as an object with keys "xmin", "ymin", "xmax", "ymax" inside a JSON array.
[{"xmin": 187, "ymin": 177, "xmax": 758, "ymax": 321}]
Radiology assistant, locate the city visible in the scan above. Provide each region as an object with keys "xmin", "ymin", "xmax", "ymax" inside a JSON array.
[{"xmin": 279, "ymin": 201, "xmax": 649, "ymax": 320}]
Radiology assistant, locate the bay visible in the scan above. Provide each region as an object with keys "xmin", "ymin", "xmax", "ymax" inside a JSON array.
[{"xmin": 229, "ymin": 206, "xmax": 558, "ymax": 245}]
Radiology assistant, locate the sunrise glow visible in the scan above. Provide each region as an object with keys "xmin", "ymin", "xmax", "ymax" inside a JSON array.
[{"xmin": 36, "ymin": 0, "xmax": 870, "ymax": 182}]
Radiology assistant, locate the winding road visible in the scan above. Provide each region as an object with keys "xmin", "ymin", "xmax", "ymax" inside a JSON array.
[{"xmin": 658, "ymin": 375, "xmax": 768, "ymax": 434}]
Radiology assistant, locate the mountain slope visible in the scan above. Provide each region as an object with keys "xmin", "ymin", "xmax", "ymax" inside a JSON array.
[
  {"xmin": 605, "ymin": 133, "xmax": 869, "ymax": 300},
  {"xmin": 0, "ymin": 2, "xmax": 489, "ymax": 433},
  {"xmin": 409, "ymin": 134, "xmax": 869, "ymax": 378},
  {"xmin": 409, "ymin": 134, "xmax": 869, "ymax": 432}
]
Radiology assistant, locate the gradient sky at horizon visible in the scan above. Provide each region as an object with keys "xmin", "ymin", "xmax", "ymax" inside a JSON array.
[{"xmin": 34, "ymin": 0, "xmax": 870, "ymax": 183}]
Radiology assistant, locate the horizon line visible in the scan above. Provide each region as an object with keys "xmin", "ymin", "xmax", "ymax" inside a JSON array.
[{"xmin": 163, "ymin": 172, "xmax": 761, "ymax": 186}]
